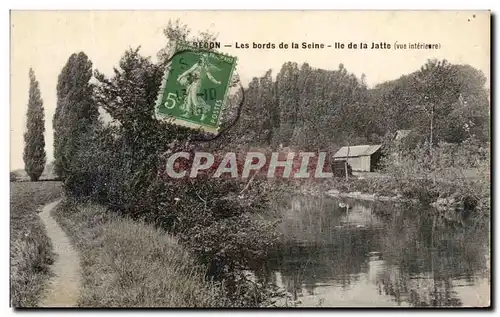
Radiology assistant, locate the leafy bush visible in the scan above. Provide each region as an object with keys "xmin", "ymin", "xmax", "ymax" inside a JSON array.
[
  {"xmin": 381, "ymin": 137, "xmax": 490, "ymax": 217},
  {"xmin": 56, "ymin": 47, "xmax": 290, "ymax": 307}
]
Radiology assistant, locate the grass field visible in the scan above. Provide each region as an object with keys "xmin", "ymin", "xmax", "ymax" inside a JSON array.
[
  {"xmin": 51, "ymin": 200, "xmax": 227, "ymax": 307},
  {"xmin": 10, "ymin": 181, "xmax": 62, "ymax": 307}
]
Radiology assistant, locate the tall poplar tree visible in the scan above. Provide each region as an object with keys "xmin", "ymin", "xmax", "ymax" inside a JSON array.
[
  {"xmin": 23, "ymin": 68, "xmax": 46, "ymax": 181},
  {"xmin": 53, "ymin": 52, "xmax": 97, "ymax": 179}
]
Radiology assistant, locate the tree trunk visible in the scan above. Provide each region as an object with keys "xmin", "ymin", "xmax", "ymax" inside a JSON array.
[
  {"xmin": 429, "ymin": 104, "xmax": 434, "ymax": 155},
  {"xmin": 430, "ymin": 104, "xmax": 436, "ymax": 185},
  {"xmin": 344, "ymin": 142, "xmax": 350, "ymax": 181}
]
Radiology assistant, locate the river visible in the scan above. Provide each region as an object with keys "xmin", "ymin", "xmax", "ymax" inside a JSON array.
[{"xmin": 251, "ymin": 195, "xmax": 490, "ymax": 307}]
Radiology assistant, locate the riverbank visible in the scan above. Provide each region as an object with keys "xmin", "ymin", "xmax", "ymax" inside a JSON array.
[
  {"xmin": 51, "ymin": 200, "xmax": 227, "ymax": 307},
  {"xmin": 287, "ymin": 173, "xmax": 489, "ymax": 221},
  {"xmin": 292, "ymin": 178, "xmax": 418, "ymax": 203},
  {"xmin": 301, "ymin": 186, "xmax": 418, "ymax": 204},
  {"xmin": 10, "ymin": 181, "xmax": 62, "ymax": 307}
]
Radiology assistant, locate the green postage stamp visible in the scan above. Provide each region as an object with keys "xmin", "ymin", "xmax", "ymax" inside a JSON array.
[{"xmin": 155, "ymin": 42, "xmax": 237, "ymax": 133}]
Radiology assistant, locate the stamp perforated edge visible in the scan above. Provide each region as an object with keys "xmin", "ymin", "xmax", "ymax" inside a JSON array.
[
  {"xmin": 154, "ymin": 41, "xmax": 238, "ymax": 134},
  {"xmin": 217, "ymin": 53, "xmax": 238, "ymax": 131},
  {"xmin": 154, "ymin": 41, "xmax": 180, "ymax": 125}
]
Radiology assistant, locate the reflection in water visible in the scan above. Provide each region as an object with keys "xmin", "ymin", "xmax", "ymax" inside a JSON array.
[{"xmin": 254, "ymin": 195, "xmax": 490, "ymax": 307}]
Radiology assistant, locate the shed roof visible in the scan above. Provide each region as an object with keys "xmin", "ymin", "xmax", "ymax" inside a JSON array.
[{"xmin": 333, "ymin": 144, "xmax": 382, "ymax": 158}]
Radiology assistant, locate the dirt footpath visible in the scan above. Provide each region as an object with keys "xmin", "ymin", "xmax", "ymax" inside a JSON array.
[{"xmin": 38, "ymin": 200, "xmax": 81, "ymax": 307}]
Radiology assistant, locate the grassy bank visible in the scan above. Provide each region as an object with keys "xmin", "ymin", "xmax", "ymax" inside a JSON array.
[
  {"xmin": 297, "ymin": 172, "xmax": 490, "ymax": 223},
  {"xmin": 51, "ymin": 200, "xmax": 227, "ymax": 307},
  {"xmin": 10, "ymin": 181, "xmax": 62, "ymax": 307}
]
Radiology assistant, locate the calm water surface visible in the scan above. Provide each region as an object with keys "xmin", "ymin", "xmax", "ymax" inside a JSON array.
[{"xmin": 252, "ymin": 195, "xmax": 490, "ymax": 307}]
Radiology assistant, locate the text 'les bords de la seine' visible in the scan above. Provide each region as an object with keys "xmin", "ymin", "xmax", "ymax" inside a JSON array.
[{"xmin": 189, "ymin": 41, "xmax": 441, "ymax": 50}]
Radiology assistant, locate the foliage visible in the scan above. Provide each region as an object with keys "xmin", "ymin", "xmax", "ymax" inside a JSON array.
[
  {"xmin": 157, "ymin": 19, "xmax": 219, "ymax": 65},
  {"xmin": 371, "ymin": 60, "xmax": 489, "ymax": 146},
  {"xmin": 380, "ymin": 136, "xmax": 490, "ymax": 216},
  {"xmin": 222, "ymin": 62, "xmax": 370, "ymax": 152},
  {"xmin": 56, "ymin": 21, "xmax": 292, "ymax": 307},
  {"xmin": 23, "ymin": 69, "xmax": 46, "ymax": 181},
  {"xmin": 53, "ymin": 52, "xmax": 98, "ymax": 181},
  {"xmin": 10, "ymin": 171, "xmax": 19, "ymax": 182},
  {"xmin": 221, "ymin": 58, "xmax": 489, "ymax": 154}
]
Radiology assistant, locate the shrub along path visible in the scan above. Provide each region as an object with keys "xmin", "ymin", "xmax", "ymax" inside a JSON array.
[{"xmin": 38, "ymin": 200, "xmax": 81, "ymax": 307}]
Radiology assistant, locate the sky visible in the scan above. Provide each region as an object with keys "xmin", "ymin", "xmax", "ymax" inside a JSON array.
[{"xmin": 10, "ymin": 10, "xmax": 490, "ymax": 171}]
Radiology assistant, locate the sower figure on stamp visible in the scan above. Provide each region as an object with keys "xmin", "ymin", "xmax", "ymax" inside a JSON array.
[{"xmin": 177, "ymin": 54, "xmax": 222, "ymax": 121}]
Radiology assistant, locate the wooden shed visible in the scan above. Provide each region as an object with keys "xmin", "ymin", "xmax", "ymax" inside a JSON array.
[{"xmin": 332, "ymin": 144, "xmax": 383, "ymax": 172}]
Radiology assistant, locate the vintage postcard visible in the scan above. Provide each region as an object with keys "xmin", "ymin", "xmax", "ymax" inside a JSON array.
[{"xmin": 10, "ymin": 10, "xmax": 491, "ymax": 308}]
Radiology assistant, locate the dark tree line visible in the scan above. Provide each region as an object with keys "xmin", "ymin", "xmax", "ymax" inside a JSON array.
[{"xmin": 221, "ymin": 58, "xmax": 490, "ymax": 153}]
